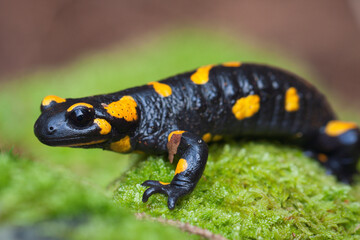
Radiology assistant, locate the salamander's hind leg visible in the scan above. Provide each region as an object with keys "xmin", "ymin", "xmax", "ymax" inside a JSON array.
[
  {"xmin": 142, "ymin": 131, "xmax": 208, "ymax": 210},
  {"xmin": 312, "ymin": 121, "xmax": 360, "ymax": 183}
]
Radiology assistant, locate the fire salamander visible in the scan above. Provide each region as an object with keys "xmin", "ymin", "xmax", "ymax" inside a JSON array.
[{"xmin": 34, "ymin": 62, "xmax": 360, "ymax": 209}]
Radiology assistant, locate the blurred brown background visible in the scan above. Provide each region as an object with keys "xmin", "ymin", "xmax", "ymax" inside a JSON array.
[{"xmin": 0, "ymin": 0, "xmax": 359, "ymax": 107}]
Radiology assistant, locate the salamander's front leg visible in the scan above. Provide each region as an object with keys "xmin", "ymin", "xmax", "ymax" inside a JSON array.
[{"xmin": 142, "ymin": 131, "xmax": 208, "ymax": 210}]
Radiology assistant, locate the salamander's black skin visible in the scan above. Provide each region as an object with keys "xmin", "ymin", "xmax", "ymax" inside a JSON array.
[{"xmin": 34, "ymin": 62, "xmax": 360, "ymax": 210}]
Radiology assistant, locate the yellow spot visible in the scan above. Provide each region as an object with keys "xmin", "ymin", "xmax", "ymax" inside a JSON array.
[
  {"xmin": 67, "ymin": 103, "xmax": 94, "ymax": 112},
  {"xmin": 212, "ymin": 135, "xmax": 223, "ymax": 141},
  {"xmin": 94, "ymin": 118, "xmax": 111, "ymax": 135},
  {"xmin": 175, "ymin": 158, "xmax": 188, "ymax": 175},
  {"xmin": 222, "ymin": 62, "xmax": 241, "ymax": 67},
  {"xmin": 202, "ymin": 133, "xmax": 212, "ymax": 143},
  {"xmin": 159, "ymin": 181, "xmax": 170, "ymax": 185},
  {"xmin": 318, "ymin": 153, "xmax": 328, "ymax": 163},
  {"xmin": 232, "ymin": 95, "xmax": 261, "ymax": 120},
  {"xmin": 168, "ymin": 130, "xmax": 185, "ymax": 142},
  {"xmin": 110, "ymin": 136, "xmax": 132, "ymax": 153},
  {"xmin": 67, "ymin": 139, "xmax": 106, "ymax": 147},
  {"xmin": 190, "ymin": 64, "xmax": 214, "ymax": 85},
  {"xmin": 325, "ymin": 121, "xmax": 358, "ymax": 137},
  {"xmin": 148, "ymin": 82, "xmax": 172, "ymax": 97},
  {"xmin": 285, "ymin": 87, "xmax": 300, "ymax": 112},
  {"xmin": 42, "ymin": 95, "xmax": 66, "ymax": 106},
  {"xmin": 104, "ymin": 96, "xmax": 138, "ymax": 122}
]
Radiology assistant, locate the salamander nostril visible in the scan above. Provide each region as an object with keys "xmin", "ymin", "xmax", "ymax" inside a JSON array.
[{"xmin": 48, "ymin": 126, "xmax": 56, "ymax": 134}]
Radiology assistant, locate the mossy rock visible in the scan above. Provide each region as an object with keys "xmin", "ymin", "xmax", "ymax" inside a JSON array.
[
  {"xmin": 115, "ymin": 141, "xmax": 360, "ymax": 239},
  {"xmin": 0, "ymin": 151, "xmax": 199, "ymax": 240}
]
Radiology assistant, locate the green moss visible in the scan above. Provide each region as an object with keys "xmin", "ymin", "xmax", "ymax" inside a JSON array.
[
  {"xmin": 115, "ymin": 141, "xmax": 360, "ymax": 239},
  {"xmin": 0, "ymin": 151, "xmax": 199, "ymax": 240}
]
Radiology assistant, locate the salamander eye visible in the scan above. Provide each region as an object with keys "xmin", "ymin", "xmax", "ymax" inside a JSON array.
[{"xmin": 68, "ymin": 107, "xmax": 94, "ymax": 127}]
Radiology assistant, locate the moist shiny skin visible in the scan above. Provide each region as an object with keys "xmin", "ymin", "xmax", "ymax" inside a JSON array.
[
  {"xmin": 130, "ymin": 64, "xmax": 335, "ymax": 153},
  {"xmin": 34, "ymin": 62, "xmax": 360, "ymax": 210}
]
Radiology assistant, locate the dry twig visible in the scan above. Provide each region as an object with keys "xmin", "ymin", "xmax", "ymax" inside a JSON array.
[{"xmin": 135, "ymin": 212, "xmax": 228, "ymax": 240}]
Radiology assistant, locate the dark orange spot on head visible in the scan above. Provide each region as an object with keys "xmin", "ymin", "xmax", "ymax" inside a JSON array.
[
  {"xmin": 104, "ymin": 96, "xmax": 138, "ymax": 121},
  {"xmin": 67, "ymin": 103, "xmax": 93, "ymax": 112},
  {"xmin": 42, "ymin": 95, "xmax": 66, "ymax": 106},
  {"xmin": 190, "ymin": 65, "xmax": 214, "ymax": 85},
  {"xmin": 94, "ymin": 118, "xmax": 111, "ymax": 135},
  {"xmin": 325, "ymin": 121, "xmax": 358, "ymax": 137}
]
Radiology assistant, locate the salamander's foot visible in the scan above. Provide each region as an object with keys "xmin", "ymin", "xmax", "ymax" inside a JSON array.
[{"xmin": 141, "ymin": 180, "xmax": 191, "ymax": 210}]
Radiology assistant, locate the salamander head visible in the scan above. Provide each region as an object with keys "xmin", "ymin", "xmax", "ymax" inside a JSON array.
[{"xmin": 34, "ymin": 95, "xmax": 139, "ymax": 148}]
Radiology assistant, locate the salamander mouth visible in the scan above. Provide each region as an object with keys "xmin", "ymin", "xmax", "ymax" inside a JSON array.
[
  {"xmin": 34, "ymin": 117, "xmax": 111, "ymax": 147},
  {"xmin": 36, "ymin": 136, "xmax": 108, "ymax": 147}
]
